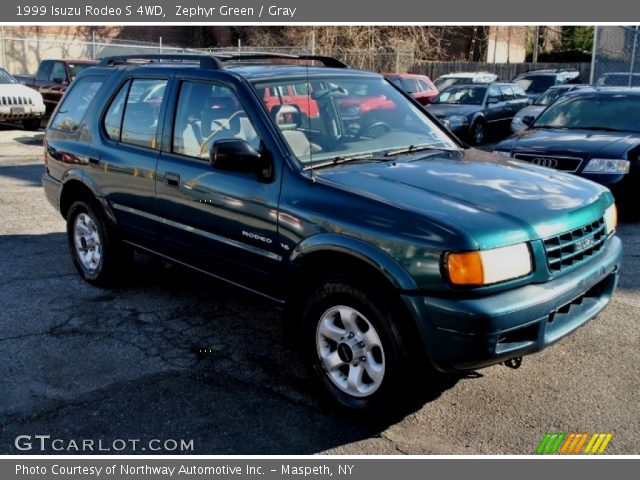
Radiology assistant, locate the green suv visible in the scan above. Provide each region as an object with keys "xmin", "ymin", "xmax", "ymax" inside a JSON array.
[{"xmin": 42, "ymin": 54, "xmax": 622, "ymax": 412}]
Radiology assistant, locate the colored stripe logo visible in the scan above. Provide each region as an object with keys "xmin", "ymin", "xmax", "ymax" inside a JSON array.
[{"xmin": 536, "ymin": 433, "xmax": 613, "ymax": 454}]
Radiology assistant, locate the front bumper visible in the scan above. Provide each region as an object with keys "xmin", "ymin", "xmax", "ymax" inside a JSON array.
[
  {"xmin": 402, "ymin": 235, "xmax": 622, "ymax": 372},
  {"xmin": 0, "ymin": 105, "xmax": 46, "ymax": 121}
]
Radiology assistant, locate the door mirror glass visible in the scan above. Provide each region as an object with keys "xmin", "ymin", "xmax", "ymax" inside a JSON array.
[{"xmin": 209, "ymin": 139, "xmax": 272, "ymax": 181}]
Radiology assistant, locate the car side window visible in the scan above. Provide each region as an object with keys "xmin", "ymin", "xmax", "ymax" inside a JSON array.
[
  {"xmin": 173, "ymin": 81, "xmax": 261, "ymax": 160},
  {"xmin": 120, "ymin": 78, "xmax": 167, "ymax": 149},
  {"xmin": 36, "ymin": 61, "xmax": 52, "ymax": 82},
  {"xmin": 103, "ymin": 81, "xmax": 130, "ymax": 141},
  {"xmin": 50, "ymin": 76, "xmax": 107, "ymax": 132},
  {"xmin": 487, "ymin": 87, "xmax": 502, "ymax": 103},
  {"xmin": 49, "ymin": 62, "xmax": 66, "ymax": 83},
  {"xmin": 512, "ymin": 85, "xmax": 527, "ymax": 99},
  {"xmin": 417, "ymin": 79, "xmax": 433, "ymax": 92},
  {"xmin": 499, "ymin": 86, "xmax": 515, "ymax": 101}
]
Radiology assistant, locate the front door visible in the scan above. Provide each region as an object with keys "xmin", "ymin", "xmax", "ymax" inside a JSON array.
[{"xmin": 155, "ymin": 78, "xmax": 284, "ymax": 298}]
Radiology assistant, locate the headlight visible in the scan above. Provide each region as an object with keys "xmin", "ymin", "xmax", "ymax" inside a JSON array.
[
  {"xmin": 604, "ymin": 204, "xmax": 617, "ymax": 235},
  {"xmin": 492, "ymin": 150, "xmax": 511, "ymax": 158},
  {"xmin": 583, "ymin": 158, "xmax": 630, "ymax": 174},
  {"xmin": 446, "ymin": 115, "xmax": 469, "ymax": 126},
  {"xmin": 445, "ymin": 243, "xmax": 532, "ymax": 286}
]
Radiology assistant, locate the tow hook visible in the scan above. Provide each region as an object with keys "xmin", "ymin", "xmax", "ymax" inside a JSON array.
[{"xmin": 504, "ymin": 357, "xmax": 523, "ymax": 369}]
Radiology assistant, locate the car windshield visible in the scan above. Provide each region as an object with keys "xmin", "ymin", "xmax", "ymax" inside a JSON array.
[
  {"xmin": 515, "ymin": 76, "xmax": 556, "ymax": 94},
  {"xmin": 434, "ymin": 77, "xmax": 470, "ymax": 91},
  {"xmin": 0, "ymin": 68, "xmax": 17, "ymax": 84},
  {"xmin": 432, "ymin": 85, "xmax": 486, "ymax": 105},
  {"xmin": 68, "ymin": 63, "xmax": 92, "ymax": 81},
  {"xmin": 252, "ymin": 75, "xmax": 458, "ymax": 165},
  {"xmin": 534, "ymin": 93, "xmax": 640, "ymax": 132},
  {"xmin": 534, "ymin": 88, "xmax": 567, "ymax": 106}
]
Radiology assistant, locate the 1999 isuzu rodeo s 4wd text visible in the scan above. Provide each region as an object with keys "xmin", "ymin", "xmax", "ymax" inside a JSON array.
[{"xmin": 42, "ymin": 54, "xmax": 622, "ymax": 412}]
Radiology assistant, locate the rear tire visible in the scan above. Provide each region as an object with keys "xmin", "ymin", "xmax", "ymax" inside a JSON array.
[
  {"xmin": 302, "ymin": 274, "xmax": 417, "ymax": 414},
  {"xmin": 66, "ymin": 200, "xmax": 132, "ymax": 287}
]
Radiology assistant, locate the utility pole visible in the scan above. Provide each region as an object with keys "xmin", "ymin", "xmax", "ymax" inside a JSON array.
[
  {"xmin": 533, "ymin": 26, "xmax": 540, "ymax": 63},
  {"xmin": 629, "ymin": 26, "xmax": 639, "ymax": 87},
  {"xmin": 589, "ymin": 26, "xmax": 599, "ymax": 83}
]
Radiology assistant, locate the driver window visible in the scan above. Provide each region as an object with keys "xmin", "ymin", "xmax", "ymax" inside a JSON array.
[{"xmin": 173, "ymin": 81, "xmax": 260, "ymax": 160}]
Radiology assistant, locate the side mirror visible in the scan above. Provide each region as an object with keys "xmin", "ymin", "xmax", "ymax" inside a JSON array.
[
  {"xmin": 52, "ymin": 77, "xmax": 65, "ymax": 85},
  {"xmin": 522, "ymin": 115, "xmax": 534, "ymax": 126},
  {"xmin": 209, "ymin": 139, "xmax": 272, "ymax": 182}
]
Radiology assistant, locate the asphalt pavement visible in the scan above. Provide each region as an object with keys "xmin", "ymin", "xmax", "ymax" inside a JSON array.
[{"xmin": 0, "ymin": 127, "xmax": 638, "ymax": 454}]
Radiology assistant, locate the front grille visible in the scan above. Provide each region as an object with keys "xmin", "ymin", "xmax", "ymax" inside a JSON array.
[
  {"xmin": 543, "ymin": 217, "xmax": 607, "ymax": 273},
  {"xmin": 0, "ymin": 96, "xmax": 32, "ymax": 106},
  {"xmin": 514, "ymin": 153, "xmax": 583, "ymax": 172}
]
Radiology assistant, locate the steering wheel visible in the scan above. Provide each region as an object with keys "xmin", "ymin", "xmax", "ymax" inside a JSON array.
[{"xmin": 199, "ymin": 110, "xmax": 244, "ymax": 157}]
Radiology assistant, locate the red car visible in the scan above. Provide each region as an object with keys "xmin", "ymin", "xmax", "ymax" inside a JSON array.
[{"xmin": 384, "ymin": 73, "xmax": 438, "ymax": 105}]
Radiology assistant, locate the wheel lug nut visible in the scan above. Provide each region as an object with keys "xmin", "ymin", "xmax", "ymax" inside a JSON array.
[
  {"xmin": 348, "ymin": 332, "xmax": 354, "ymax": 338},
  {"xmin": 360, "ymin": 356, "xmax": 366, "ymax": 361},
  {"xmin": 358, "ymin": 342, "xmax": 365, "ymax": 348}
]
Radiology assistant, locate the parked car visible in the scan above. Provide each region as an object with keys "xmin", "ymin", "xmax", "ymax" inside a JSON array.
[
  {"xmin": 42, "ymin": 54, "xmax": 621, "ymax": 413},
  {"xmin": 494, "ymin": 87, "xmax": 638, "ymax": 191},
  {"xmin": 0, "ymin": 67, "xmax": 46, "ymax": 130},
  {"xmin": 426, "ymin": 82, "xmax": 528, "ymax": 144},
  {"xmin": 15, "ymin": 59, "xmax": 98, "ymax": 114},
  {"xmin": 513, "ymin": 69, "xmax": 581, "ymax": 101},
  {"xmin": 511, "ymin": 84, "xmax": 591, "ymax": 132},
  {"xmin": 433, "ymin": 72, "xmax": 498, "ymax": 92},
  {"xmin": 385, "ymin": 73, "xmax": 438, "ymax": 105},
  {"xmin": 596, "ymin": 72, "xmax": 640, "ymax": 87}
]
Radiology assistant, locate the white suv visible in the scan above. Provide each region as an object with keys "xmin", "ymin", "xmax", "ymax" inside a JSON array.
[
  {"xmin": 433, "ymin": 72, "xmax": 499, "ymax": 92},
  {"xmin": 0, "ymin": 68, "xmax": 46, "ymax": 130}
]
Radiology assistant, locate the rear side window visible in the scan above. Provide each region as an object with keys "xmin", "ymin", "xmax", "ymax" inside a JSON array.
[
  {"xmin": 417, "ymin": 79, "xmax": 434, "ymax": 92},
  {"xmin": 104, "ymin": 81, "xmax": 130, "ymax": 141},
  {"xmin": 120, "ymin": 79, "xmax": 167, "ymax": 149},
  {"xmin": 49, "ymin": 62, "xmax": 66, "ymax": 83},
  {"xmin": 50, "ymin": 76, "xmax": 106, "ymax": 132}
]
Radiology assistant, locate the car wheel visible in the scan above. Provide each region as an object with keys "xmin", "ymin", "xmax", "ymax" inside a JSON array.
[
  {"xmin": 302, "ymin": 274, "xmax": 416, "ymax": 413},
  {"xmin": 22, "ymin": 118, "xmax": 41, "ymax": 131},
  {"xmin": 469, "ymin": 120, "xmax": 485, "ymax": 145},
  {"xmin": 66, "ymin": 200, "xmax": 131, "ymax": 286}
]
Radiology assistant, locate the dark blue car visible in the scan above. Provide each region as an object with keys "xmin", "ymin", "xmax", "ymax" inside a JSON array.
[{"xmin": 494, "ymin": 87, "xmax": 639, "ymax": 191}]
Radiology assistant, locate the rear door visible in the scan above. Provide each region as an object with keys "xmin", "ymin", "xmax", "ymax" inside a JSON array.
[
  {"xmin": 484, "ymin": 85, "xmax": 506, "ymax": 125},
  {"xmin": 94, "ymin": 74, "xmax": 171, "ymax": 242}
]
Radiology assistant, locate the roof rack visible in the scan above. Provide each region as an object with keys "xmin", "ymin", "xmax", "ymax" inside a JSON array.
[
  {"xmin": 213, "ymin": 52, "xmax": 349, "ymax": 68},
  {"xmin": 98, "ymin": 53, "xmax": 348, "ymax": 69}
]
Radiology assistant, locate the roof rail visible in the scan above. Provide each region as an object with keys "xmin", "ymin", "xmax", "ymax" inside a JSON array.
[
  {"xmin": 99, "ymin": 54, "xmax": 223, "ymax": 69},
  {"xmin": 214, "ymin": 52, "xmax": 349, "ymax": 68},
  {"xmin": 99, "ymin": 52, "xmax": 349, "ymax": 70}
]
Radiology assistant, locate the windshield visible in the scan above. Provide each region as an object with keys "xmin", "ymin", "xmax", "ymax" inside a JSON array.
[
  {"xmin": 515, "ymin": 76, "xmax": 556, "ymax": 94},
  {"xmin": 534, "ymin": 88, "xmax": 567, "ymax": 106},
  {"xmin": 434, "ymin": 77, "xmax": 469, "ymax": 91},
  {"xmin": 68, "ymin": 63, "xmax": 93, "ymax": 81},
  {"xmin": 252, "ymin": 75, "xmax": 457, "ymax": 165},
  {"xmin": 0, "ymin": 68, "xmax": 17, "ymax": 84},
  {"xmin": 597, "ymin": 74, "xmax": 640, "ymax": 86},
  {"xmin": 432, "ymin": 85, "xmax": 486, "ymax": 105},
  {"xmin": 534, "ymin": 93, "xmax": 640, "ymax": 132}
]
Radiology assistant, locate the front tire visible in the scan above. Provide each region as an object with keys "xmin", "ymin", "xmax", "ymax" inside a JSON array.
[
  {"xmin": 469, "ymin": 120, "xmax": 485, "ymax": 145},
  {"xmin": 302, "ymin": 274, "xmax": 416, "ymax": 413},
  {"xmin": 22, "ymin": 118, "xmax": 41, "ymax": 131},
  {"xmin": 66, "ymin": 200, "xmax": 131, "ymax": 286}
]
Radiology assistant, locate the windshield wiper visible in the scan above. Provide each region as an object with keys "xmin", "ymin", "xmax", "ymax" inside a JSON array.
[
  {"xmin": 384, "ymin": 143, "xmax": 462, "ymax": 157},
  {"xmin": 302, "ymin": 153, "xmax": 391, "ymax": 171},
  {"xmin": 576, "ymin": 126, "xmax": 629, "ymax": 132}
]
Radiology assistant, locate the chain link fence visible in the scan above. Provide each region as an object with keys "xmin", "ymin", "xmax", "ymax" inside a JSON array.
[{"xmin": 590, "ymin": 25, "xmax": 640, "ymax": 86}]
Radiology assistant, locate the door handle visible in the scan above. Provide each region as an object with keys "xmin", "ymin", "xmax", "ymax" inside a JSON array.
[
  {"xmin": 88, "ymin": 157, "xmax": 100, "ymax": 165},
  {"xmin": 164, "ymin": 172, "xmax": 180, "ymax": 187}
]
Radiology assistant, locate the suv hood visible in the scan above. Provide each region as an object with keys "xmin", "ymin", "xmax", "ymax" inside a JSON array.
[
  {"xmin": 0, "ymin": 83, "xmax": 44, "ymax": 103},
  {"xmin": 499, "ymin": 127, "xmax": 640, "ymax": 158},
  {"xmin": 316, "ymin": 149, "xmax": 610, "ymax": 250}
]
